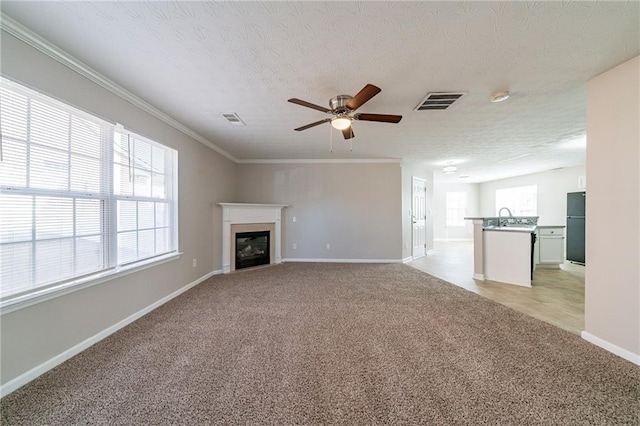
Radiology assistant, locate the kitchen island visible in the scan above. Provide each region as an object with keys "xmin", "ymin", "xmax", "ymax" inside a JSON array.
[{"xmin": 465, "ymin": 216, "xmax": 538, "ymax": 287}]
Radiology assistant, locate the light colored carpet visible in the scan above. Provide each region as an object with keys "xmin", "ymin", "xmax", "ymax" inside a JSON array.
[{"xmin": 1, "ymin": 263, "xmax": 638, "ymax": 424}]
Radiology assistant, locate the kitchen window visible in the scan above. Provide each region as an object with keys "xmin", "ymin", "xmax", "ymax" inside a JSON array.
[
  {"xmin": 495, "ymin": 185, "xmax": 537, "ymax": 216},
  {"xmin": 0, "ymin": 77, "xmax": 178, "ymax": 306},
  {"xmin": 446, "ymin": 192, "xmax": 467, "ymax": 227}
]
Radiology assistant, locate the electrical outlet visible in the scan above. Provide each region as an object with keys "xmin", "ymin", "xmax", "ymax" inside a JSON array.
[
  {"xmin": 192, "ymin": 258, "xmax": 197, "ymax": 268},
  {"xmin": 292, "ymin": 216, "xmax": 297, "ymax": 223},
  {"xmin": 292, "ymin": 243, "xmax": 297, "ymax": 250},
  {"xmin": 326, "ymin": 243, "xmax": 331, "ymax": 250}
]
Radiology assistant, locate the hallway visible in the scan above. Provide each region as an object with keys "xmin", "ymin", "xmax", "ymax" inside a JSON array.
[{"xmin": 409, "ymin": 241, "xmax": 585, "ymax": 335}]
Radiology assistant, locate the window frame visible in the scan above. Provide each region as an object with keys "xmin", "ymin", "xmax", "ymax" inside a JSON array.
[
  {"xmin": 445, "ymin": 191, "xmax": 468, "ymax": 228},
  {"xmin": 0, "ymin": 77, "xmax": 180, "ymax": 313},
  {"xmin": 495, "ymin": 185, "xmax": 538, "ymax": 216}
]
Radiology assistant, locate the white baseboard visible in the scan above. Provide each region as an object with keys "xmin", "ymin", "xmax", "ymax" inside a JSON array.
[
  {"xmin": 581, "ymin": 331, "xmax": 640, "ymax": 366},
  {"xmin": 434, "ymin": 238, "xmax": 473, "ymax": 242},
  {"xmin": 282, "ymin": 258, "xmax": 403, "ymax": 264},
  {"xmin": 473, "ymin": 273, "xmax": 485, "ymax": 280},
  {"xmin": 0, "ymin": 269, "xmax": 222, "ymax": 398},
  {"xmin": 402, "ymin": 256, "xmax": 413, "ymax": 263}
]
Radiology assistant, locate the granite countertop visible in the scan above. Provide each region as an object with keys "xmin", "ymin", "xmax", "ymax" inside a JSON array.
[
  {"xmin": 483, "ymin": 226, "xmax": 536, "ymax": 233},
  {"xmin": 464, "ymin": 216, "xmax": 539, "ymax": 220}
]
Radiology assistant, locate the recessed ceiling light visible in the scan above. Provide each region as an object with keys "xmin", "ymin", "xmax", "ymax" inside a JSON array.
[
  {"xmin": 443, "ymin": 165, "xmax": 457, "ymax": 174},
  {"xmin": 459, "ymin": 175, "xmax": 469, "ymax": 179},
  {"xmin": 490, "ymin": 91, "xmax": 510, "ymax": 103}
]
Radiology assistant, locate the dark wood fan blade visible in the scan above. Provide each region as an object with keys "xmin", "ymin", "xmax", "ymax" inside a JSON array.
[
  {"xmin": 288, "ymin": 98, "xmax": 331, "ymax": 113},
  {"xmin": 354, "ymin": 113, "xmax": 402, "ymax": 123},
  {"xmin": 294, "ymin": 118, "xmax": 331, "ymax": 131},
  {"xmin": 346, "ymin": 84, "xmax": 381, "ymax": 111},
  {"xmin": 342, "ymin": 127, "xmax": 354, "ymax": 139}
]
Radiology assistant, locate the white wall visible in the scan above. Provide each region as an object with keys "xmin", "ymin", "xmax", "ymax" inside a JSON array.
[
  {"xmin": 401, "ymin": 163, "xmax": 434, "ymax": 258},
  {"xmin": 236, "ymin": 162, "xmax": 403, "ymax": 261},
  {"xmin": 0, "ymin": 31, "xmax": 238, "ymax": 387},
  {"xmin": 478, "ymin": 165, "xmax": 587, "ymax": 226},
  {"xmin": 433, "ymin": 182, "xmax": 480, "ymax": 240},
  {"xmin": 584, "ymin": 56, "xmax": 639, "ymax": 361}
]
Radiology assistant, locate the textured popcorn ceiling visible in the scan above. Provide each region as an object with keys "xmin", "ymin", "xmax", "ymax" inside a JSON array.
[{"xmin": 1, "ymin": 1, "xmax": 638, "ymax": 182}]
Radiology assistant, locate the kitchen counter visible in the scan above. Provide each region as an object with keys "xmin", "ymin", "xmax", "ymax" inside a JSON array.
[
  {"xmin": 465, "ymin": 216, "xmax": 539, "ymax": 287},
  {"xmin": 483, "ymin": 226, "xmax": 536, "ymax": 233}
]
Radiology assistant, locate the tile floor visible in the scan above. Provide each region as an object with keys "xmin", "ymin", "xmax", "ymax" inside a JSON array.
[{"xmin": 409, "ymin": 240, "xmax": 585, "ymax": 335}]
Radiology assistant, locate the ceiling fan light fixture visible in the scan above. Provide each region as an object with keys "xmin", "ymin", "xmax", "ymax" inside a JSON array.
[
  {"xmin": 491, "ymin": 91, "xmax": 510, "ymax": 103},
  {"xmin": 331, "ymin": 116, "xmax": 352, "ymax": 130}
]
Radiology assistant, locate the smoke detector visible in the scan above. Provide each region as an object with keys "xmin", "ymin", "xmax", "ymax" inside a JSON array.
[{"xmin": 490, "ymin": 91, "xmax": 510, "ymax": 103}]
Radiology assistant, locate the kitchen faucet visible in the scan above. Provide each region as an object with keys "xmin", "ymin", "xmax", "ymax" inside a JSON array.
[{"xmin": 498, "ymin": 207, "xmax": 513, "ymax": 226}]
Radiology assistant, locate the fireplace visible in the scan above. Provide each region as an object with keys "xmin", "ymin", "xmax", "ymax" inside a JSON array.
[
  {"xmin": 235, "ymin": 231, "xmax": 270, "ymax": 270},
  {"xmin": 218, "ymin": 203, "xmax": 287, "ymax": 274}
]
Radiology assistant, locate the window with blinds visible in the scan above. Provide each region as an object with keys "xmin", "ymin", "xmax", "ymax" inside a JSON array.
[
  {"xmin": 0, "ymin": 77, "xmax": 178, "ymax": 303},
  {"xmin": 445, "ymin": 192, "xmax": 467, "ymax": 227}
]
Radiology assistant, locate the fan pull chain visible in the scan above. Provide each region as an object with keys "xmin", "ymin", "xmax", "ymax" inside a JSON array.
[
  {"xmin": 350, "ymin": 125, "xmax": 353, "ymax": 151},
  {"xmin": 329, "ymin": 123, "xmax": 333, "ymax": 153}
]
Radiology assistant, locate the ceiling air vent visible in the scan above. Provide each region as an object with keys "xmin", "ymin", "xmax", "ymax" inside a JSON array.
[
  {"xmin": 414, "ymin": 92, "xmax": 466, "ymax": 111},
  {"xmin": 222, "ymin": 112, "xmax": 246, "ymax": 126}
]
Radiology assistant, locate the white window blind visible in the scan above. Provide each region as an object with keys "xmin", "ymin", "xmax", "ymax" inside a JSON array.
[
  {"xmin": 445, "ymin": 192, "xmax": 467, "ymax": 227},
  {"xmin": 0, "ymin": 77, "xmax": 178, "ymax": 302},
  {"xmin": 495, "ymin": 185, "xmax": 537, "ymax": 216},
  {"xmin": 113, "ymin": 131, "xmax": 175, "ymax": 265}
]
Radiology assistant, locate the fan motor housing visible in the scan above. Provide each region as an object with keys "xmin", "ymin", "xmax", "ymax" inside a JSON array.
[{"xmin": 330, "ymin": 95, "xmax": 352, "ymax": 113}]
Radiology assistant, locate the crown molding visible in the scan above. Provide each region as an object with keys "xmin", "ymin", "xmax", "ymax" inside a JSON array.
[
  {"xmin": 0, "ymin": 14, "xmax": 238, "ymax": 163},
  {"xmin": 236, "ymin": 158, "xmax": 402, "ymax": 165}
]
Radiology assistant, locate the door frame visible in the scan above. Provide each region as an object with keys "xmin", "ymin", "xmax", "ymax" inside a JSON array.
[{"xmin": 412, "ymin": 177, "xmax": 427, "ymax": 259}]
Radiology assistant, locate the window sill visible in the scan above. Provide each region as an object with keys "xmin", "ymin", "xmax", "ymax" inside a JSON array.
[{"xmin": 0, "ymin": 252, "xmax": 183, "ymax": 315}]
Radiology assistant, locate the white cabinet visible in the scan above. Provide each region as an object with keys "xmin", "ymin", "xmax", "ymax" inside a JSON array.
[{"xmin": 537, "ymin": 227, "xmax": 564, "ymax": 268}]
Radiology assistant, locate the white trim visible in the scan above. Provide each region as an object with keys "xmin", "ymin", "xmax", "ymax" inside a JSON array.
[
  {"xmin": 236, "ymin": 158, "xmax": 402, "ymax": 164},
  {"xmin": 473, "ymin": 273, "xmax": 485, "ymax": 280},
  {"xmin": 0, "ymin": 14, "xmax": 237, "ymax": 163},
  {"xmin": 434, "ymin": 238, "xmax": 473, "ymax": 242},
  {"xmin": 581, "ymin": 331, "xmax": 640, "ymax": 366},
  {"xmin": 1, "ymin": 252, "xmax": 183, "ymax": 315},
  {"xmin": 402, "ymin": 256, "xmax": 413, "ymax": 263},
  {"xmin": 412, "ymin": 254, "xmax": 426, "ymax": 260},
  {"xmin": 283, "ymin": 258, "xmax": 403, "ymax": 263},
  {"xmin": 0, "ymin": 268, "xmax": 222, "ymax": 398}
]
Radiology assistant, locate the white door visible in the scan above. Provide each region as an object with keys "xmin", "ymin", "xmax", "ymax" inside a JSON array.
[{"xmin": 412, "ymin": 177, "xmax": 427, "ymax": 258}]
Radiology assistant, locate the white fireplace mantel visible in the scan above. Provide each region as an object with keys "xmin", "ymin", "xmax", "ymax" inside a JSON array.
[{"xmin": 218, "ymin": 203, "xmax": 288, "ymax": 273}]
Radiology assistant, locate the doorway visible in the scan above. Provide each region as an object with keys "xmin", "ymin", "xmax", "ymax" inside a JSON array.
[{"xmin": 412, "ymin": 177, "xmax": 427, "ymax": 259}]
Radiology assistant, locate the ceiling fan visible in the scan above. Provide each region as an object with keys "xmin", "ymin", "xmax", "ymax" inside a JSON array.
[{"xmin": 288, "ymin": 84, "xmax": 402, "ymax": 140}]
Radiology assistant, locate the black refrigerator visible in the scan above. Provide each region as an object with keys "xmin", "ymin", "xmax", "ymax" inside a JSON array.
[{"xmin": 566, "ymin": 191, "xmax": 586, "ymax": 264}]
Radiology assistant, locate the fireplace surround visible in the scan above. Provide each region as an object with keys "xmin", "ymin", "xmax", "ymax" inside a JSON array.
[{"xmin": 218, "ymin": 203, "xmax": 287, "ymax": 273}]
